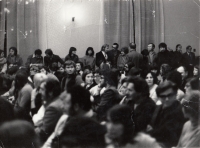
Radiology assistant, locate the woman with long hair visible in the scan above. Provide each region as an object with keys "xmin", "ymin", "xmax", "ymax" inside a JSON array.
[{"xmin": 7, "ymin": 47, "xmax": 23, "ymax": 69}]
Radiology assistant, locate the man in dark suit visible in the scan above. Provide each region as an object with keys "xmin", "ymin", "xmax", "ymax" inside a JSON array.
[
  {"xmin": 95, "ymin": 44, "xmax": 110, "ymax": 68},
  {"xmin": 181, "ymin": 45, "xmax": 195, "ymax": 77},
  {"xmin": 147, "ymin": 81, "xmax": 186, "ymax": 147},
  {"xmin": 123, "ymin": 76, "xmax": 156, "ymax": 133},
  {"xmin": 107, "ymin": 43, "xmax": 121, "ymax": 68}
]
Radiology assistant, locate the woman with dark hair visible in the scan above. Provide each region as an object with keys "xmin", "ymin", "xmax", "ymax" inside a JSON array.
[
  {"xmin": 7, "ymin": 47, "xmax": 23, "ymax": 69},
  {"xmin": 184, "ymin": 77, "xmax": 199, "ymax": 94},
  {"xmin": 144, "ymin": 71, "xmax": 158, "ymax": 103},
  {"xmin": 0, "ymin": 120, "xmax": 40, "ymax": 148},
  {"xmin": 81, "ymin": 47, "xmax": 95, "ymax": 70},
  {"xmin": 81, "ymin": 69, "xmax": 96, "ymax": 90},
  {"xmin": 13, "ymin": 71, "xmax": 33, "ymax": 122},
  {"xmin": 65, "ymin": 47, "xmax": 79, "ymax": 63},
  {"xmin": 0, "ymin": 49, "xmax": 7, "ymax": 73},
  {"xmin": 193, "ymin": 65, "xmax": 199, "ymax": 78},
  {"xmin": 105, "ymin": 105, "xmax": 160, "ymax": 148},
  {"xmin": 159, "ymin": 63, "xmax": 172, "ymax": 83}
]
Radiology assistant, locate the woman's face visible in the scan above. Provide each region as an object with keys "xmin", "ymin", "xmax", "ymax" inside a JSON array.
[
  {"xmin": 85, "ymin": 73, "xmax": 93, "ymax": 85},
  {"xmin": 65, "ymin": 65, "xmax": 75, "ymax": 75},
  {"xmin": 94, "ymin": 73, "xmax": 100, "ymax": 84},
  {"xmin": 119, "ymin": 82, "xmax": 128, "ymax": 97},
  {"xmin": 10, "ymin": 49, "xmax": 15, "ymax": 56},
  {"xmin": 87, "ymin": 50, "xmax": 92, "ymax": 56},
  {"xmin": 193, "ymin": 68, "xmax": 198, "ymax": 76},
  {"xmin": 121, "ymin": 51, "xmax": 125, "ymax": 56},
  {"xmin": 106, "ymin": 116, "xmax": 124, "ymax": 140},
  {"xmin": 76, "ymin": 63, "xmax": 81, "ymax": 71},
  {"xmin": 146, "ymin": 73, "xmax": 154, "ymax": 87}
]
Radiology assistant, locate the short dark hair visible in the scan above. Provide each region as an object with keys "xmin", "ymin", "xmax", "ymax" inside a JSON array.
[
  {"xmin": 158, "ymin": 42, "xmax": 167, "ymax": 50},
  {"xmin": 85, "ymin": 47, "xmax": 94, "ymax": 56},
  {"xmin": 127, "ymin": 76, "xmax": 149, "ymax": 97},
  {"xmin": 156, "ymin": 81, "xmax": 178, "ymax": 97},
  {"xmin": 166, "ymin": 71, "xmax": 182, "ymax": 89},
  {"xmin": 45, "ymin": 49, "xmax": 53, "ymax": 56},
  {"xmin": 60, "ymin": 117, "xmax": 106, "ymax": 147},
  {"xmin": 9, "ymin": 47, "xmax": 17, "ymax": 56},
  {"xmin": 102, "ymin": 69, "xmax": 119, "ymax": 87},
  {"xmin": 186, "ymin": 45, "xmax": 192, "ymax": 50},
  {"xmin": 64, "ymin": 60, "xmax": 76, "ymax": 69},
  {"xmin": 121, "ymin": 47, "xmax": 129, "ymax": 54},
  {"xmin": 148, "ymin": 43, "xmax": 155, "ymax": 49},
  {"xmin": 67, "ymin": 85, "xmax": 92, "ymax": 112},
  {"xmin": 69, "ymin": 47, "xmax": 77, "ymax": 55},
  {"xmin": 45, "ymin": 77, "xmax": 61, "ymax": 99},
  {"xmin": 113, "ymin": 43, "xmax": 119, "ymax": 49},
  {"xmin": 76, "ymin": 61, "xmax": 83, "ymax": 69},
  {"xmin": 34, "ymin": 49, "xmax": 42, "ymax": 55},
  {"xmin": 129, "ymin": 42, "xmax": 136, "ymax": 49},
  {"xmin": 107, "ymin": 105, "xmax": 134, "ymax": 145}
]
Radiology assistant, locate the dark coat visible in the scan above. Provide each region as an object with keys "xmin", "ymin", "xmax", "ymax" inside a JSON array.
[
  {"xmin": 128, "ymin": 97, "xmax": 156, "ymax": 133},
  {"xmin": 96, "ymin": 87, "xmax": 120, "ymax": 122},
  {"xmin": 96, "ymin": 51, "xmax": 107, "ymax": 67},
  {"xmin": 181, "ymin": 52, "xmax": 195, "ymax": 67},
  {"xmin": 44, "ymin": 54, "xmax": 64, "ymax": 70},
  {"xmin": 154, "ymin": 50, "xmax": 172, "ymax": 68},
  {"xmin": 149, "ymin": 100, "xmax": 186, "ymax": 147},
  {"xmin": 64, "ymin": 54, "xmax": 79, "ymax": 63},
  {"xmin": 107, "ymin": 49, "xmax": 121, "ymax": 68}
]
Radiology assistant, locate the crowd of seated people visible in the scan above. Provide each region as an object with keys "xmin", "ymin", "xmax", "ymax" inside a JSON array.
[{"xmin": 0, "ymin": 42, "xmax": 199, "ymax": 148}]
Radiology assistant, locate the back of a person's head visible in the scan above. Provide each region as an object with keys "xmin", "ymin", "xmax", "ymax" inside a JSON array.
[
  {"xmin": 33, "ymin": 73, "xmax": 48, "ymax": 88},
  {"xmin": 45, "ymin": 74, "xmax": 61, "ymax": 98},
  {"xmin": 67, "ymin": 85, "xmax": 91, "ymax": 112},
  {"xmin": 128, "ymin": 67, "xmax": 141, "ymax": 77},
  {"xmin": 127, "ymin": 76, "xmax": 149, "ymax": 97},
  {"xmin": 156, "ymin": 81, "xmax": 178, "ymax": 97},
  {"xmin": 15, "ymin": 71, "xmax": 28, "ymax": 89},
  {"xmin": 0, "ymin": 120, "xmax": 40, "ymax": 148},
  {"xmin": 186, "ymin": 77, "xmax": 199, "ymax": 90},
  {"xmin": 129, "ymin": 42, "xmax": 136, "ymax": 49},
  {"xmin": 166, "ymin": 71, "xmax": 182, "ymax": 89},
  {"xmin": 59, "ymin": 117, "xmax": 106, "ymax": 148},
  {"xmin": 45, "ymin": 49, "xmax": 53, "ymax": 56},
  {"xmin": 102, "ymin": 68, "xmax": 118, "ymax": 87},
  {"xmin": 0, "ymin": 98, "xmax": 14, "ymax": 125},
  {"xmin": 121, "ymin": 47, "xmax": 129, "ymax": 54}
]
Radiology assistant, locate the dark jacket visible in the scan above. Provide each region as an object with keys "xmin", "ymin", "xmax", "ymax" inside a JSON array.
[
  {"xmin": 128, "ymin": 97, "xmax": 156, "ymax": 133},
  {"xmin": 149, "ymin": 100, "xmax": 186, "ymax": 147},
  {"xmin": 25, "ymin": 54, "xmax": 43, "ymax": 67},
  {"xmin": 181, "ymin": 52, "xmax": 195, "ymax": 67},
  {"xmin": 96, "ymin": 51, "xmax": 107, "ymax": 67},
  {"xmin": 44, "ymin": 54, "xmax": 64, "ymax": 70},
  {"xmin": 96, "ymin": 87, "xmax": 120, "ymax": 122},
  {"xmin": 107, "ymin": 49, "xmax": 121, "ymax": 68},
  {"xmin": 65, "ymin": 54, "xmax": 79, "ymax": 63},
  {"xmin": 154, "ymin": 50, "xmax": 172, "ymax": 68}
]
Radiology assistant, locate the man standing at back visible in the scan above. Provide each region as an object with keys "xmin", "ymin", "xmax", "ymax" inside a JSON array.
[
  {"xmin": 127, "ymin": 42, "xmax": 143, "ymax": 68},
  {"xmin": 147, "ymin": 43, "xmax": 157, "ymax": 67},
  {"xmin": 107, "ymin": 43, "xmax": 121, "ymax": 68}
]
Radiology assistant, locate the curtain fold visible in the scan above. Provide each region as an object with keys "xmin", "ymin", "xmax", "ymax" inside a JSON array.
[
  {"xmin": 103, "ymin": 0, "xmax": 133, "ymax": 49},
  {"xmin": 0, "ymin": 1, "xmax": 6, "ymax": 54}
]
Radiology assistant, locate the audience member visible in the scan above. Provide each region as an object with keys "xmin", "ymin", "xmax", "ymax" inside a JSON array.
[
  {"xmin": 166, "ymin": 71, "xmax": 185, "ymax": 101},
  {"xmin": 107, "ymin": 43, "xmax": 121, "ymax": 68},
  {"xmin": 117, "ymin": 46, "xmax": 129, "ymax": 69},
  {"xmin": 184, "ymin": 77, "xmax": 199, "ymax": 94},
  {"xmin": 44, "ymin": 49, "xmax": 64, "ymax": 71},
  {"xmin": 174, "ymin": 44, "xmax": 183, "ymax": 68},
  {"xmin": 81, "ymin": 69, "xmax": 96, "ymax": 90},
  {"xmin": 7, "ymin": 47, "xmax": 23, "ymax": 72},
  {"xmin": 75, "ymin": 61, "xmax": 84, "ymax": 75},
  {"xmin": 35, "ymin": 74, "xmax": 62, "ymax": 143},
  {"xmin": 81, "ymin": 47, "xmax": 95, "ymax": 69},
  {"xmin": 177, "ymin": 65, "xmax": 188, "ymax": 92},
  {"xmin": 124, "ymin": 77, "xmax": 155, "ymax": 133},
  {"xmin": 193, "ymin": 65, "xmax": 199, "ymax": 78},
  {"xmin": 0, "ymin": 49, "xmax": 7, "ymax": 73},
  {"xmin": 64, "ymin": 47, "xmax": 79, "ymax": 63},
  {"xmin": 127, "ymin": 42, "xmax": 143, "ymax": 68},
  {"xmin": 144, "ymin": 72, "xmax": 159, "ymax": 103},
  {"xmin": 25, "ymin": 49, "xmax": 43, "ymax": 68},
  {"xmin": 0, "ymin": 120, "xmax": 40, "ymax": 148},
  {"xmin": 96, "ymin": 44, "xmax": 110, "ymax": 68},
  {"xmin": 148, "ymin": 81, "xmax": 186, "ymax": 147},
  {"xmin": 13, "ymin": 70, "xmax": 33, "ymax": 122},
  {"xmin": 181, "ymin": 45, "xmax": 195, "ymax": 77},
  {"xmin": 177, "ymin": 91, "xmax": 200, "ymax": 147},
  {"xmin": 147, "ymin": 43, "xmax": 157, "ymax": 67}
]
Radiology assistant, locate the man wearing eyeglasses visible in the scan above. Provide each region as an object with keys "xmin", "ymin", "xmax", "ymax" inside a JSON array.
[{"xmin": 147, "ymin": 81, "xmax": 186, "ymax": 147}]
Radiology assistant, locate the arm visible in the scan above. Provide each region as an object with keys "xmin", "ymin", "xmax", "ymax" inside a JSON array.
[{"xmin": 25, "ymin": 55, "xmax": 32, "ymax": 67}]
